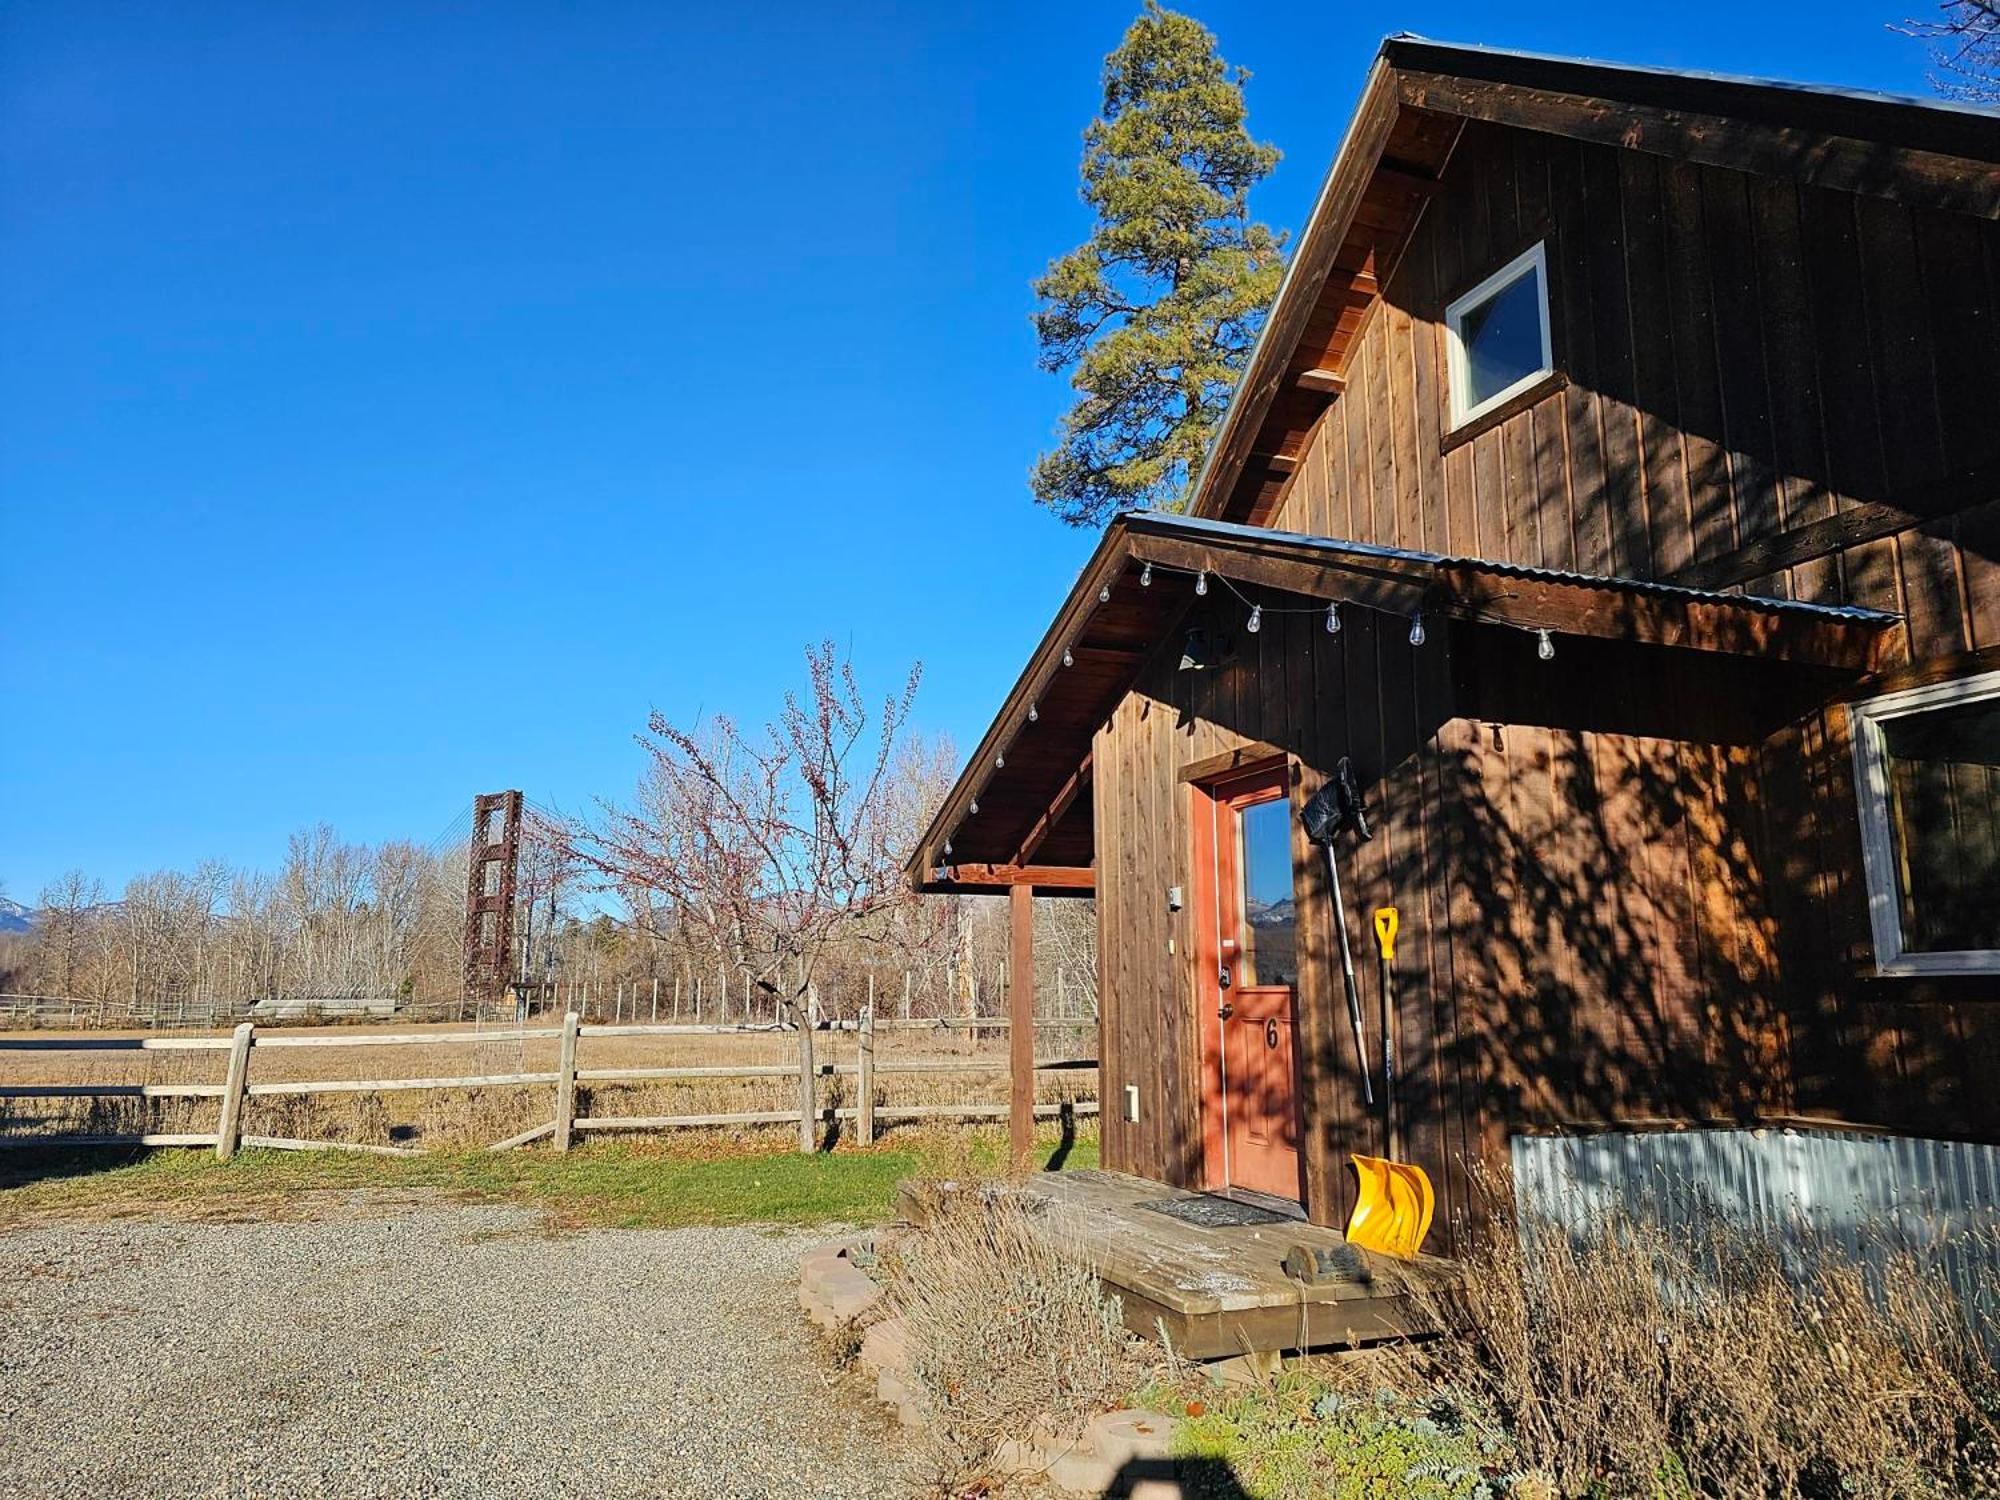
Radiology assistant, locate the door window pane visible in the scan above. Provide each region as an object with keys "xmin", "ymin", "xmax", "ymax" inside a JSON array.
[
  {"xmin": 1881, "ymin": 697, "xmax": 2000, "ymax": 953},
  {"xmin": 1236, "ymin": 797, "xmax": 1297, "ymax": 986}
]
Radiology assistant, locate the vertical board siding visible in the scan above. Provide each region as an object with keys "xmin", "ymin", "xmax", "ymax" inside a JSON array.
[
  {"xmin": 1091, "ymin": 589, "xmax": 1821, "ymax": 1250},
  {"xmin": 1250, "ymin": 117, "xmax": 1997, "ymax": 1159},
  {"xmin": 1262, "ymin": 119, "xmax": 1993, "ymax": 660}
]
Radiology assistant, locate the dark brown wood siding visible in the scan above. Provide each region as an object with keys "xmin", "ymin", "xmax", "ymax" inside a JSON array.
[
  {"xmin": 1094, "ymin": 124, "xmax": 1999, "ymax": 1236},
  {"xmin": 1226, "ymin": 119, "xmax": 2000, "ymax": 1163},
  {"xmin": 1267, "ymin": 119, "xmax": 1998, "ymax": 664},
  {"xmin": 1091, "ymin": 588, "xmax": 1833, "ymax": 1249}
]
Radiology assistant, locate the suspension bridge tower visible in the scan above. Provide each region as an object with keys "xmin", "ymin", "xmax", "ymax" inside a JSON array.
[{"xmin": 462, "ymin": 790, "xmax": 524, "ymax": 1006}]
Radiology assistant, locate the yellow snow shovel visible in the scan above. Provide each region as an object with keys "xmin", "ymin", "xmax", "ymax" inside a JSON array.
[{"xmin": 1343, "ymin": 907, "xmax": 1436, "ymax": 1259}]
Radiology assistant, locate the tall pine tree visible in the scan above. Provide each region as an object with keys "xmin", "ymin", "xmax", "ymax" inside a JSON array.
[{"xmin": 1031, "ymin": 3, "xmax": 1284, "ymax": 527}]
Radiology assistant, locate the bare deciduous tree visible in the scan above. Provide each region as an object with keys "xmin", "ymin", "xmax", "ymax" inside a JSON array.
[
  {"xmin": 560, "ymin": 642, "xmax": 923, "ymax": 1036},
  {"xmin": 1896, "ymin": 0, "xmax": 2000, "ymax": 99}
]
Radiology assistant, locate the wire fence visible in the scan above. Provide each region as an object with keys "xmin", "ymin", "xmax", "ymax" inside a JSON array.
[{"xmin": 0, "ymin": 968, "xmax": 1101, "ymax": 1034}]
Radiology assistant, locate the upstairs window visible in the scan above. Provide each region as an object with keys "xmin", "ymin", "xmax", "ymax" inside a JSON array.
[
  {"xmin": 1851, "ymin": 670, "xmax": 2000, "ymax": 975},
  {"xmin": 1444, "ymin": 242, "xmax": 1553, "ymax": 429}
]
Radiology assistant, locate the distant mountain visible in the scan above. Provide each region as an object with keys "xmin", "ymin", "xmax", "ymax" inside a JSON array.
[
  {"xmin": 0, "ymin": 898, "xmax": 35, "ymax": 934},
  {"xmin": 1245, "ymin": 897, "xmax": 1296, "ymax": 927}
]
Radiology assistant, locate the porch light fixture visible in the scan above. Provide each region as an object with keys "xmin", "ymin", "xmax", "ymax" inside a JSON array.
[
  {"xmin": 1195, "ymin": 570, "xmax": 1208, "ymax": 596},
  {"xmin": 1178, "ymin": 626, "xmax": 1227, "ymax": 672},
  {"xmin": 1326, "ymin": 601, "xmax": 1341, "ymax": 634},
  {"xmin": 1537, "ymin": 628, "xmax": 1555, "ymax": 661},
  {"xmin": 1246, "ymin": 604, "xmax": 1262, "ymax": 634},
  {"xmin": 1408, "ymin": 614, "xmax": 1427, "ymax": 647},
  {"xmin": 1140, "ymin": 562, "xmax": 1153, "ymax": 587}
]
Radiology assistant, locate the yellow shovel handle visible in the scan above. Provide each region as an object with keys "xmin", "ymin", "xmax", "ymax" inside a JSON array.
[{"xmin": 1373, "ymin": 906, "xmax": 1399, "ymax": 961}]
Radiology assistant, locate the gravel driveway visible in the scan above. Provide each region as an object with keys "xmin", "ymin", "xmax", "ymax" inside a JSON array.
[{"xmin": 0, "ymin": 1196, "xmax": 911, "ymax": 1499}]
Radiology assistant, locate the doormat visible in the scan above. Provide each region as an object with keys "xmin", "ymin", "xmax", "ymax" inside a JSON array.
[{"xmin": 1138, "ymin": 1195, "xmax": 1292, "ymax": 1229}]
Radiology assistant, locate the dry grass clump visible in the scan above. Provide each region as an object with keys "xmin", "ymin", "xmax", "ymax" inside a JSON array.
[
  {"xmin": 1402, "ymin": 1180, "xmax": 2000, "ymax": 1498},
  {"xmin": 885, "ymin": 1183, "xmax": 1137, "ymax": 1488}
]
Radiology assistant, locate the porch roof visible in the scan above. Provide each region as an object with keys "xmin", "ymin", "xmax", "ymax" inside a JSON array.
[{"xmin": 906, "ymin": 511, "xmax": 1901, "ymax": 897}]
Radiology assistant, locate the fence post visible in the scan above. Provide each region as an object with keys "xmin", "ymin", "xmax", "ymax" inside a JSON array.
[
  {"xmin": 215, "ymin": 1022, "xmax": 254, "ymax": 1162},
  {"xmin": 858, "ymin": 1001, "xmax": 875, "ymax": 1147},
  {"xmin": 796, "ymin": 1005, "xmax": 817, "ymax": 1154},
  {"xmin": 554, "ymin": 1010, "xmax": 581, "ymax": 1152}
]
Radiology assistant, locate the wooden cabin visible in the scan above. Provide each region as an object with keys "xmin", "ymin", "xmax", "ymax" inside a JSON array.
[{"xmin": 910, "ymin": 40, "xmax": 2000, "ymax": 1259}]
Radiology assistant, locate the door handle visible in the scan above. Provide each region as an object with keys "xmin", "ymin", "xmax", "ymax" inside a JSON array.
[{"xmin": 1218, "ymin": 1001, "xmax": 1234, "ymax": 1019}]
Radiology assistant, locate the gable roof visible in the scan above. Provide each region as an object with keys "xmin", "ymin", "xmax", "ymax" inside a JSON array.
[
  {"xmin": 1192, "ymin": 36, "xmax": 2000, "ymax": 529},
  {"xmin": 906, "ymin": 510, "xmax": 1900, "ymax": 894}
]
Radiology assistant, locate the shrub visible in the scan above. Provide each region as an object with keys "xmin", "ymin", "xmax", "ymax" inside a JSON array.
[
  {"xmin": 884, "ymin": 1183, "xmax": 1136, "ymax": 1489},
  {"xmin": 1400, "ymin": 1178, "xmax": 2000, "ymax": 1498},
  {"xmin": 1161, "ymin": 1371, "xmax": 1517, "ymax": 1500}
]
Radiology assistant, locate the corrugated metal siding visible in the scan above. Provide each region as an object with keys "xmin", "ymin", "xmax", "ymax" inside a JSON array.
[{"xmin": 1511, "ymin": 1127, "xmax": 2000, "ymax": 1335}]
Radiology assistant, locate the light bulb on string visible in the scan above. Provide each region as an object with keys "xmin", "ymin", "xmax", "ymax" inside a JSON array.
[
  {"xmin": 1028, "ymin": 701, "xmax": 1038, "ymax": 723},
  {"xmin": 996, "ymin": 752, "xmax": 1005, "ymax": 770},
  {"xmin": 1195, "ymin": 570, "xmax": 1208, "ymax": 596},
  {"xmin": 942, "ymin": 837, "xmax": 952, "ymax": 856},
  {"xmin": 1325, "ymin": 602, "xmax": 1341, "ymax": 634},
  {"xmin": 1140, "ymin": 562, "xmax": 1153, "ymax": 587},
  {"xmin": 1536, "ymin": 629, "xmax": 1555, "ymax": 662},
  {"xmin": 1408, "ymin": 614, "xmax": 1427, "ymax": 647},
  {"xmin": 1246, "ymin": 604, "xmax": 1262, "ymax": 634},
  {"xmin": 969, "ymin": 798, "xmax": 979, "ymax": 816},
  {"xmin": 1099, "ymin": 583, "xmax": 1111, "ymax": 603}
]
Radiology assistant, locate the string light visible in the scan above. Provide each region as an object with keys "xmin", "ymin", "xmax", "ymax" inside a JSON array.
[
  {"xmin": 943, "ymin": 837, "xmax": 952, "ymax": 856},
  {"xmin": 969, "ymin": 798, "xmax": 978, "ymax": 816},
  {"xmin": 1195, "ymin": 570, "xmax": 1209, "ymax": 596},
  {"xmin": 1027, "ymin": 701, "xmax": 1038, "ymax": 722},
  {"xmin": 1408, "ymin": 614, "xmax": 1427, "ymax": 647},
  {"xmin": 1062, "ymin": 646, "xmax": 1074, "ymax": 667},
  {"xmin": 1099, "ymin": 582, "xmax": 1111, "ymax": 603},
  {"xmin": 1325, "ymin": 601, "xmax": 1341, "ymax": 634},
  {"xmin": 1140, "ymin": 562, "xmax": 1153, "ymax": 587},
  {"xmin": 1246, "ymin": 604, "xmax": 1262, "ymax": 634},
  {"xmin": 996, "ymin": 752, "xmax": 1005, "ymax": 769},
  {"xmin": 1536, "ymin": 628, "xmax": 1555, "ymax": 661}
]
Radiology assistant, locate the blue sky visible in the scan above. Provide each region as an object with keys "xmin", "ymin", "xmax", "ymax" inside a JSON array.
[{"xmin": 0, "ymin": 1, "xmax": 1950, "ymax": 900}]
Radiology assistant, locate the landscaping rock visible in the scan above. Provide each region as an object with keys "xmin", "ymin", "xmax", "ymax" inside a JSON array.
[
  {"xmin": 1047, "ymin": 1448, "xmax": 1120, "ymax": 1496},
  {"xmin": 797, "ymin": 1237, "xmax": 885, "ymax": 1332},
  {"xmin": 857, "ymin": 1315, "xmax": 911, "ymax": 1379},
  {"xmin": 1085, "ymin": 1408, "xmax": 1176, "ymax": 1470},
  {"xmin": 874, "ymin": 1367, "xmax": 925, "ymax": 1428}
]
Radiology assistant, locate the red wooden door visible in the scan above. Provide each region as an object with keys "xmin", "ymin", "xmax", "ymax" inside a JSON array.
[{"xmin": 1194, "ymin": 764, "xmax": 1303, "ymax": 1203}]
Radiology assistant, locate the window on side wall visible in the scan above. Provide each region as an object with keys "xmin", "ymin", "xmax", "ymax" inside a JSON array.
[
  {"xmin": 1444, "ymin": 241, "xmax": 1553, "ymax": 430},
  {"xmin": 1850, "ymin": 669, "xmax": 2000, "ymax": 975}
]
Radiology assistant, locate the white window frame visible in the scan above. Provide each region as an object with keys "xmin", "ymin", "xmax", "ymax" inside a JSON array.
[
  {"xmin": 1848, "ymin": 668, "xmax": 2000, "ymax": 976},
  {"xmin": 1443, "ymin": 241, "xmax": 1554, "ymax": 431}
]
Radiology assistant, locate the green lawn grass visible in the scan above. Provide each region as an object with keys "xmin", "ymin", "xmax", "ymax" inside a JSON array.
[{"xmin": 0, "ymin": 1123, "xmax": 1098, "ymax": 1230}]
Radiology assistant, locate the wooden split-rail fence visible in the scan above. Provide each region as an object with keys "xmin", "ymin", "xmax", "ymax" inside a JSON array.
[{"xmin": 0, "ymin": 1013, "xmax": 1099, "ymax": 1159}]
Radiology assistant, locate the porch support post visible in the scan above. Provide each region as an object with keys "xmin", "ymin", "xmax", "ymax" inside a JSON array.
[{"xmin": 1009, "ymin": 880, "xmax": 1035, "ymax": 1168}]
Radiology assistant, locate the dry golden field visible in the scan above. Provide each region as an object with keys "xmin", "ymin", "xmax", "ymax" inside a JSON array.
[{"xmin": 0, "ymin": 1018, "xmax": 1099, "ymax": 1150}]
